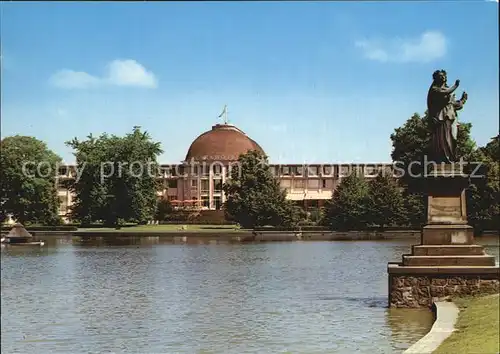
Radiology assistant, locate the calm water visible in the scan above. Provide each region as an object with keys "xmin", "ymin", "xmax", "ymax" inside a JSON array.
[{"xmin": 1, "ymin": 236, "xmax": 498, "ymax": 353}]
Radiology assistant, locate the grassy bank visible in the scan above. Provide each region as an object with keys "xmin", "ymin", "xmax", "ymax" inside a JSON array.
[
  {"xmin": 434, "ymin": 294, "xmax": 499, "ymax": 354},
  {"xmin": 77, "ymin": 224, "xmax": 241, "ymax": 233}
]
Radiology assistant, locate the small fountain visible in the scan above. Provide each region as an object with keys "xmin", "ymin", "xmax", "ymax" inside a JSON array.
[{"xmin": 1, "ymin": 223, "xmax": 45, "ymax": 246}]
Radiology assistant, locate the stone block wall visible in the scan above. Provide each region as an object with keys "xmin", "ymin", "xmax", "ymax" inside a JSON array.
[{"xmin": 389, "ymin": 275, "xmax": 500, "ymax": 308}]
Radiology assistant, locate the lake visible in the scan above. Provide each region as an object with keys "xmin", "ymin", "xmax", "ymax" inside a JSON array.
[{"xmin": 1, "ymin": 236, "xmax": 498, "ymax": 353}]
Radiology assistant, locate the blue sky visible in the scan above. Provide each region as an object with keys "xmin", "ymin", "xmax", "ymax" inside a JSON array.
[{"xmin": 1, "ymin": 1, "xmax": 498, "ymax": 164}]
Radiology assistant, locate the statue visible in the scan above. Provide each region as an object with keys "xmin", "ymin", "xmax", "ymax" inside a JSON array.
[{"xmin": 427, "ymin": 70, "xmax": 468, "ymax": 163}]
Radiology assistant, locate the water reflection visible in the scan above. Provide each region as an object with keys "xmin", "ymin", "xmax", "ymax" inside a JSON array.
[
  {"xmin": 0, "ymin": 244, "xmax": 50, "ymax": 257},
  {"xmin": 1, "ymin": 236, "xmax": 498, "ymax": 353},
  {"xmin": 386, "ymin": 308, "xmax": 435, "ymax": 352}
]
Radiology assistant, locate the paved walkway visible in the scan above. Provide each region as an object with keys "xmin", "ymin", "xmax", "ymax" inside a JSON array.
[{"xmin": 403, "ymin": 301, "xmax": 459, "ymax": 354}]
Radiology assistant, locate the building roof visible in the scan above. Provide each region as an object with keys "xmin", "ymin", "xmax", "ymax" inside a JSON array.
[{"xmin": 185, "ymin": 123, "xmax": 265, "ymax": 161}]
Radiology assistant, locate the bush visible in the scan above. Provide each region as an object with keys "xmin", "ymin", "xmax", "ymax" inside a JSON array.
[
  {"xmin": 159, "ymin": 220, "xmax": 237, "ymax": 225},
  {"xmin": 163, "ymin": 210, "xmax": 234, "ymax": 224},
  {"xmin": 66, "ymin": 222, "xmax": 137, "ymax": 229},
  {"xmin": 155, "ymin": 198, "xmax": 173, "ymax": 221},
  {"xmin": 0, "ymin": 225, "xmax": 78, "ymax": 232},
  {"xmin": 253, "ymin": 225, "xmax": 329, "ymax": 232}
]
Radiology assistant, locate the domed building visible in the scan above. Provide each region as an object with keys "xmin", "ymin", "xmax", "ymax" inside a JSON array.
[
  {"xmin": 164, "ymin": 123, "xmax": 266, "ymax": 210},
  {"xmin": 55, "ymin": 117, "xmax": 394, "ymax": 217},
  {"xmin": 185, "ymin": 123, "xmax": 264, "ymax": 162}
]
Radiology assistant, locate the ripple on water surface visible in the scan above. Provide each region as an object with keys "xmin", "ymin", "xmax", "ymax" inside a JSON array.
[{"xmin": 5, "ymin": 237, "xmax": 494, "ymax": 353}]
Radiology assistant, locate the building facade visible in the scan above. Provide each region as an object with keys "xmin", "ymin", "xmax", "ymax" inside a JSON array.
[{"xmin": 55, "ymin": 123, "xmax": 393, "ymax": 217}]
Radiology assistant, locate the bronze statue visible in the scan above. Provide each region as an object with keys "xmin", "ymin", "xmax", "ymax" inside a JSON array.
[{"xmin": 427, "ymin": 70, "xmax": 468, "ymax": 163}]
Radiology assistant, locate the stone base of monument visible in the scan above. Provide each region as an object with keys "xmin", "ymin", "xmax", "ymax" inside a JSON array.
[
  {"xmin": 388, "ymin": 264, "xmax": 499, "ymax": 308},
  {"xmin": 388, "ymin": 164, "xmax": 500, "ymax": 308}
]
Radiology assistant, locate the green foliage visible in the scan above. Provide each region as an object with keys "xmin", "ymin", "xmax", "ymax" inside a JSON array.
[
  {"xmin": 66, "ymin": 126, "xmax": 163, "ymax": 227},
  {"xmin": 479, "ymin": 134, "xmax": 499, "ymax": 160},
  {"xmin": 390, "ymin": 112, "xmax": 477, "ymax": 225},
  {"xmin": 455, "ymin": 122, "xmax": 477, "ymax": 159},
  {"xmin": 391, "ymin": 113, "xmax": 476, "ymax": 187},
  {"xmin": 467, "ymin": 140, "xmax": 500, "ymax": 232},
  {"xmin": 0, "ymin": 135, "xmax": 62, "ymax": 225},
  {"xmin": 366, "ymin": 170, "xmax": 407, "ymax": 228},
  {"xmin": 323, "ymin": 172, "xmax": 369, "ymax": 230},
  {"xmin": 223, "ymin": 150, "xmax": 301, "ymax": 229},
  {"xmin": 403, "ymin": 192, "xmax": 426, "ymax": 228},
  {"xmin": 308, "ymin": 207, "xmax": 324, "ymax": 225},
  {"xmin": 155, "ymin": 198, "xmax": 173, "ymax": 221},
  {"xmin": 323, "ymin": 168, "xmax": 422, "ymax": 230},
  {"xmin": 391, "ymin": 114, "xmax": 498, "ymax": 232},
  {"xmin": 391, "ymin": 113, "xmax": 432, "ymax": 187}
]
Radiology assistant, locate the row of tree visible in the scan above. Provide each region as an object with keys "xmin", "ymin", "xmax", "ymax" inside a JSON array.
[
  {"xmin": 323, "ymin": 172, "xmax": 411, "ymax": 230},
  {"xmin": 0, "ymin": 127, "xmax": 163, "ymax": 226},
  {"xmin": 222, "ymin": 151, "xmax": 424, "ymax": 230},
  {"xmin": 223, "ymin": 113, "xmax": 499, "ymax": 231},
  {"xmin": 388, "ymin": 113, "xmax": 499, "ymax": 232},
  {"xmin": 1, "ymin": 114, "xmax": 498, "ymax": 230}
]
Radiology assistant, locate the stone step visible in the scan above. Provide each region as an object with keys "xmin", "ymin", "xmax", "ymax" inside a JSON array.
[
  {"xmin": 412, "ymin": 245, "xmax": 485, "ymax": 256},
  {"xmin": 402, "ymin": 255, "xmax": 497, "ymax": 267},
  {"xmin": 387, "ymin": 263, "xmax": 500, "ymax": 275}
]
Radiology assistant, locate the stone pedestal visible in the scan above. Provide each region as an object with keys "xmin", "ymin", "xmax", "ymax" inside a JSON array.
[{"xmin": 388, "ymin": 164, "xmax": 499, "ymax": 308}]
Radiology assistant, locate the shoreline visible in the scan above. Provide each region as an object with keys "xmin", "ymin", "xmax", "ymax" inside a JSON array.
[
  {"xmin": 433, "ymin": 294, "xmax": 500, "ymax": 353},
  {"xmin": 25, "ymin": 229, "xmax": 423, "ymax": 242},
  {"xmin": 404, "ymin": 301, "xmax": 459, "ymax": 354},
  {"xmin": 3, "ymin": 226, "xmax": 497, "ymax": 242},
  {"xmin": 406, "ymin": 294, "xmax": 500, "ymax": 354}
]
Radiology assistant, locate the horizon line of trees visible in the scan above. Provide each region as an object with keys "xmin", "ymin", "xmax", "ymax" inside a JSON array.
[
  {"xmin": 214, "ymin": 112, "xmax": 499, "ymax": 232},
  {"xmin": 1, "ymin": 115, "xmax": 498, "ymax": 231},
  {"xmin": 1, "ymin": 127, "xmax": 164, "ymax": 227},
  {"xmin": 321, "ymin": 113, "xmax": 498, "ymax": 232}
]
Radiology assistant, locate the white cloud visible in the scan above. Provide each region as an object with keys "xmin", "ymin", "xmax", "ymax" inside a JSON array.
[
  {"xmin": 49, "ymin": 59, "xmax": 158, "ymax": 89},
  {"xmin": 355, "ymin": 31, "xmax": 447, "ymax": 63},
  {"xmin": 106, "ymin": 60, "xmax": 157, "ymax": 88},
  {"xmin": 49, "ymin": 70, "xmax": 101, "ymax": 89}
]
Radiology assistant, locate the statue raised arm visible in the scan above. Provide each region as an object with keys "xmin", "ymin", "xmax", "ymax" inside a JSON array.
[{"xmin": 426, "ymin": 70, "xmax": 468, "ymax": 163}]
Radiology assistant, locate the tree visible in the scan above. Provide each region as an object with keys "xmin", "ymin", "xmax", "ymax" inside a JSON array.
[
  {"xmin": 0, "ymin": 135, "xmax": 62, "ymax": 225},
  {"xmin": 223, "ymin": 150, "xmax": 301, "ymax": 229},
  {"xmin": 391, "ymin": 112, "xmax": 476, "ymax": 192},
  {"xmin": 366, "ymin": 170, "xmax": 407, "ymax": 229},
  {"xmin": 390, "ymin": 112, "xmax": 477, "ymax": 224},
  {"xmin": 403, "ymin": 193, "xmax": 426, "ymax": 228},
  {"xmin": 390, "ymin": 113, "xmax": 499, "ymax": 232},
  {"xmin": 478, "ymin": 134, "xmax": 498, "ymax": 159},
  {"xmin": 323, "ymin": 171, "xmax": 369, "ymax": 230},
  {"xmin": 155, "ymin": 197, "xmax": 173, "ymax": 221},
  {"xmin": 64, "ymin": 134, "xmax": 108, "ymax": 225},
  {"xmin": 66, "ymin": 127, "xmax": 163, "ymax": 227},
  {"xmin": 467, "ymin": 136, "xmax": 500, "ymax": 233}
]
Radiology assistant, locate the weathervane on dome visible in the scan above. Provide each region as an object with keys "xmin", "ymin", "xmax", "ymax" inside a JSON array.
[{"xmin": 218, "ymin": 104, "xmax": 229, "ymax": 124}]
